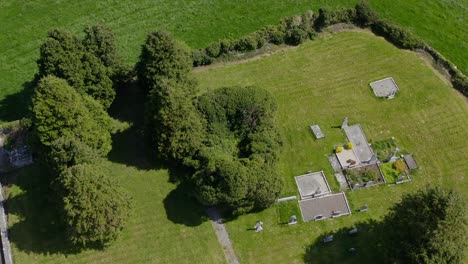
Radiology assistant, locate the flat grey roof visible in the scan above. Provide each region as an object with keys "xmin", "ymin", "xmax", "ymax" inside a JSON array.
[
  {"xmin": 299, "ymin": 192, "xmax": 352, "ymax": 222},
  {"xmin": 295, "ymin": 171, "xmax": 331, "ymax": 199},
  {"xmin": 343, "ymin": 124, "xmax": 373, "ymax": 162},
  {"xmin": 310, "ymin": 125, "xmax": 325, "ymax": 139},
  {"xmin": 403, "ymin": 154, "xmax": 418, "ymax": 170}
]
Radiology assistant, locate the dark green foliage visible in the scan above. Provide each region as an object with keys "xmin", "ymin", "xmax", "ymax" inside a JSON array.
[
  {"xmin": 285, "ymin": 27, "xmax": 308, "ymax": 46},
  {"xmin": 355, "ymin": 0, "xmax": 379, "ymax": 27},
  {"xmin": 315, "ymin": 8, "xmax": 357, "ymax": 30},
  {"xmin": 262, "ymin": 25, "xmax": 286, "ymax": 45},
  {"xmin": 193, "ymin": 86, "xmax": 282, "ymax": 213},
  {"xmin": 205, "ymin": 41, "xmax": 221, "ymax": 58},
  {"xmin": 31, "ymin": 76, "xmax": 112, "ymax": 156},
  {"xmin": 146, "ymin": 78, "xmax": 204, "ymax": 162},
  {"xmin": 83, "ymin": 24, "xmax": 118, "ymax": 67},
  {"xmin": 59, "ymin": 163, "xmax": 131, "ymax": 247},
  {"xmin": 137, "ymin": 31, "xmax": 193, "ymax": 93},
  {"xmin": 234, "ymin": 35, "xmax": 258, "ymax": 52},
  {"xmin": 37, "ymin": 28, "xmax": 116, "ymax": 108},
  {"xmin": 191, "ymin": 48, "xmax": 213, "ymax": 67},
  {"xmin": 371, "ymin": 19, "xmax": 425, "ymax": 50},
  {"xmin": 219, "ymin": 38, "xmax": 235, "ymax": 54},
  {"xmin": 48, "ymin": 136, "xmax": 101, "ymax": 174},
  {"xmin": 138, "ymin": 31, "xmax": 204, "ymax": 162},
  {"xmin": 383, "ymin": 187, "xmax": 466, "ymax": 263}
]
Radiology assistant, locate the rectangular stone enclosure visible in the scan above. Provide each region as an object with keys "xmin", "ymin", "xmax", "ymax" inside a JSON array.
[
  {"xmin": 299, "ymin": 192, "xmax": 352, "ymax": 222},
  {"xmin": 370, "ymin": 77, "xmax": 399, "ymax": 97},
  {"xmin": 295, "ymin": 171, "xmax": 331, "ymax": 200}
]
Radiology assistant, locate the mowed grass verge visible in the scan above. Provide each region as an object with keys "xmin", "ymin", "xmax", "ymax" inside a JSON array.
[
  {"xmin": 1, "ymin": 0, "xmax": 466, "ymax": 123},
  {"xmin": 194, "ymin": 31, "xmax": 468, "ymax": 263}
]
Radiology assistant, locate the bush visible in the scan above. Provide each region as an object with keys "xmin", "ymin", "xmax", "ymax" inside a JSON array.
[
  {"xmin": 371, "ymin": 19, "xmax": 425, "ymax": 50},
  {"xmin": 234, "ymin": 36, "xmax": 258, "ymax": 52},
  {"xmin": 355, "ymin": 0, "xmax": 379, "ymax": 26},
  {"xmin": 285, "ymin": 27, "xmax": 308, "ymax": 46},
  {"xmin": 191, "ymin": 49, "xmax": 213, "ymax": 66},
  {"xmin": 219, "ymin": 38, "xmax": 234, "ymax": 54},
  {"xmin": 205, "ymin": 41, "xmax": 221, "ymax": 57},
  {"xmin": 345, "ymin": 142, "xmax": 353, "ymax": 149},
  {"xmin": 336, "ymin": 146, "xmax": 344, "ymax": 153},
  {"xmin": 315, "ymin": 8, "xmax": 356, "ymax": 30},
  {"xmin": 262, "ymin": 25, "xmax": 286, "ymax": 45},
  {"xmin": 394, "ymin": 160, "xmax": 406, "ymax": 171}
]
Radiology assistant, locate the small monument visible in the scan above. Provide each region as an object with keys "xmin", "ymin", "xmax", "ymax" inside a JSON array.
[
  {"xmin": 387, "ymin": 147, "xmax": 400, "ymax": 162},
  {"xmin": 349, "ymin": 247, "xmax": 358, "ymax": 255},
  {"xmin": 341, "ymin": 117, "xmax": 349, "ymax": 129},
  {"xmin": 314, "ymin": 215, "xmax": 324, "ymax": 221},
  {"xmin": 313, "ymin": 187, "xmax": 322, "ymax": 197},
  {"xmin": 349, "ymin": 228, "xmax": 358, "ymax": 235},
  {"xmin": 254, "ymin": 221, "xmax": 263, "ymax": 232},
  {"xmin": 359, "ymin": 204, "xmax": 368, "ymax": 212},
  {"xmin": 288, "ymin": 215, "xmax": 298, "ymax": 225},
  {"xmin": 322, "ymin": 235, "xmax": 334, "ymax": 243},
  {"xmin": 366, "ymin": 154, "xmax": 378, "ymax": 164}
]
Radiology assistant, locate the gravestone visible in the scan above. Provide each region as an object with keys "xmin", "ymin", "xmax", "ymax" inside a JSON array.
[
  {"xmin": 322, "ymin": 235, "xmax": 334, "ymax": 243},
  {"xmin": 349, "ymin": 228, "xmax": 358, "ymax": 235},
  {"xmin": 254, "ymin": 221, "xmax": 264, "ymax": 232},
  {"xmin": 288, "ymin": 215, "xmax": 297, "ymax": 225},
  {"xmin": 359, "ymin": 204, "xmax": 368, "ymax": 212},
  {"xmin": 315, "ymin": 215, "xmax": 324, "ymax": 221},
  {"xmin": 387, "ymin": 147, "xmax": 400, "ymax": 162},
  {"xmin": 366, "ymin": 154, "xmax": 378, "ymax": 164},
  {"xmin": 341, "ymin": 117, "xmax": 349, "ymax": 129},
  {"xmin": 349, "ymin": 247, "xmax": 358, "ymax": 255}
]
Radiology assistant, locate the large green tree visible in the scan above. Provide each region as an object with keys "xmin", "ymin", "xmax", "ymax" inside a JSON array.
[
  {"xmin": 59, "ymin": 163, "xmax": 131, "ymax": 247},
  {"xmin": 32, "ymin": 76, "xmax": 112, "ymax": 156},
  {"xmin": 383, "ymin": 187, "xmax": 466, "ymax": 264},
  {"xmin": 137, "ymin": 31, "xmax": 193, "ymax": 93},
  {"xmin": 83, "ymin": 24, "xmax": 118, "ymax": 68},
  {"xmin": 138, "ymin": 31, "xmax": 204, "ymax": 162},
  {"xmin": 37, "ymin": 28, "xmax": 116, "ymax": 108}
]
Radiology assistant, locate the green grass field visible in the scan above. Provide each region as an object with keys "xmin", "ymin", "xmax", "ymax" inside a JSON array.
[
  {"xmin": 0, "ymin": 0, "xmax": 466, "ymax": 123},
  {"xmin": 194, "ymin": 31, "xmax": 468, "ymax": 263}
]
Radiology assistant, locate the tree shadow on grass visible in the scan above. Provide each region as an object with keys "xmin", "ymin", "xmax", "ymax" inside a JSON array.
[
  {"xmin": 163, "ymin": 183, "xmax": 208, "ymax": 227},
  {"xmin": 107, "ymin": 82, "xmax": 163, "ymax": 170},
  {"xmin": 2, "ymin": 165, "xmax": 83, "ymax": 256},
  {"xmin": 304, "ymin": 219, "xmax": 386, "ymax": 264},
  {"xmin": 0, "ymin": 80, "xmax": 35, "ymax": 123}
]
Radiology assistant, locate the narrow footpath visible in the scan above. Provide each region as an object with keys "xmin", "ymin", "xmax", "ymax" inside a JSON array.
[{"xmin": 206, "ymin": 208, "xmax": 240, "ymax": 264}]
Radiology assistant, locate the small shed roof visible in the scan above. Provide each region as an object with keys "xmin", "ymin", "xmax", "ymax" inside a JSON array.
[{"xmin": 403, "ymin": 154, "xmax": 418, "ymax": 170}]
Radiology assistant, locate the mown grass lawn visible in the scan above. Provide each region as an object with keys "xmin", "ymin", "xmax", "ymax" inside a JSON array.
[
  {"xmin": 0, "ymin": 0, "xmax": 466, "ymax": 123},
  {"xmin": 195, "ymin": 31, "xmax": 468, "ymax": 263}
]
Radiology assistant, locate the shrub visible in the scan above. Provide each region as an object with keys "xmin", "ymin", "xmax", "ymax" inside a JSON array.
[
  {"xmin": 191, "ymin": 49, "xmax": 213, "ymax": 66},
  {"xmin": 371, "ymin": 19, "xmax": 425, "ymax": 50},
  {"xmin": 235, "ymin": 36, "xmax": 258, "ymax": 52},
  {"xmin": 262, "ymin": 25, "xmax": 286, "ymax": 45},
  {"xmin": 336, "ymin": 146, "xmax": 344, "ymax": 153},
  {"xmin": 315, "ymin": 8, "xmax": 356, "ymax": 30},
  {"xmin": 394, "ymin": 160, "xmax": 406, "ymax": 171},
  {"xmin": 219, "ymin": 38, "xmax": 234, "ymax": 54},
  {"xmin": 205, "ymin": 41, "xmax": 221, "ymax": 57},
  {"xmin": 285, "ymin": 27, "xmax": 308, "ymax": 46},
  {"xmin": 355, "ymin": 0, "xmax": 379, "ymax": 26},
  {"xmin": 346, "ymin": 142, "xmax": 353, "ymax": 149}
]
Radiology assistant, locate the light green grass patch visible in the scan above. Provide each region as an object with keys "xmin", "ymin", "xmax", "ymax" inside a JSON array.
[{"xmin": 195, "ymin": 31, "xmax": 468, "ymax": 263}]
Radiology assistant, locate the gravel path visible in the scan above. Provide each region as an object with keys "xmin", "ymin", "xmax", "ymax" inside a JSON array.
[{"xmin": 206, "ymin": 208, "xmax": 240, "ymax": 264}]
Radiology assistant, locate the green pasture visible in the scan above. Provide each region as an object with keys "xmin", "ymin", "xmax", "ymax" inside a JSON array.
[
  {"xmin": 195, "ymin": 31, "xmax": 468, "ymax": 263},
  {"xmin": 0, "ymin": 0, "xmax": 466, "ymax": 123}
]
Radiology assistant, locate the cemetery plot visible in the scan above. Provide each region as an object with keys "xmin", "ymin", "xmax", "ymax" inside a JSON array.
[
  {"xmin": 345, "ymin": 163, "xmax": 385, "ymax": 189},
  {"xmin": 343, "ymin": 125, "xmax": 374, "ymax": 163},
  {"xmin": 294, "ymin": 171, "xmax": 331, "ymax": 199},
  {"xmin": 299, "ymin": 193, "xmax": 351, "ymax": 222},
  {"xmin": 369, "ymin": 77, "xmax": 399, "ymax": 98}
]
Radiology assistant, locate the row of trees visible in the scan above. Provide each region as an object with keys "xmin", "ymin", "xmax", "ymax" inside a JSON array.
[
  {"xmin": 137, "ymin": 31, "xmax": 283, "ymax": 214},
  {"xmin": 31, "ymin": 25, "xmax": 131, "ymax": 247}
]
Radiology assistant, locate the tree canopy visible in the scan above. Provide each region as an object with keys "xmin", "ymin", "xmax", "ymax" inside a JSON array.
[
  {"xmin": 59, "ymin": 163, "xmax": 131, "ymax": 247},
  {"xmin": 31, "ymin": 76, "xmax": 112, "ymax": 156},
  {"xmin": 383, "ymin": 187, "xmax": 466, "ymax": 264},
  {"xmin": 37, "ymin": 26, "xmax": 117, "ymax": 108}
]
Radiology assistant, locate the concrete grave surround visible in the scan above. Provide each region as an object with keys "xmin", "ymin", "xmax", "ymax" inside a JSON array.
[
  {"xmin": 369, "ymin": 77, "xmax": 400, "ymax": 97},
  {"xmin": 295, "ymin": 171, "xmax": 331, "ymax": 200}
]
